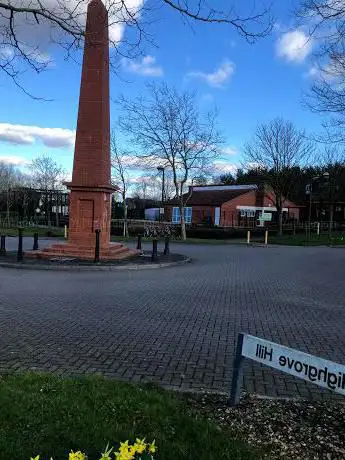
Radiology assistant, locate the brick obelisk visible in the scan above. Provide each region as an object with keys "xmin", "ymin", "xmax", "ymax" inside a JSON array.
[
  {"xmin": 66, "ymin": 0, "xmax": 113, "ymax": 250},
  {"xmin": 32, "ymin": 0, "xmax": 136, "ymax": 260}
]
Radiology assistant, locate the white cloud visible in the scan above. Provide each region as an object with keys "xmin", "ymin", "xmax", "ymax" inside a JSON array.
[
  {"xmin": 213, "ymin": 160, "xmax": 238, "ymax": 175},
  {"xmin": 222, "ymin": 146, "xmax": 238, "ymax": 156},
  {"xmin": 0, "ymin": 123, "xmax": 75, "ymax": 148},
  {"xmin": 122, "ymin": 55, "xmax": 163, "ymax": 77},
  {"xmin": 0, "ymin": 155, "xmax": 30, "ymax": 165},
  {"xmin": 187, "ymin": 60, "xmax": 235, "ymax": 88},
  {"xmin": 276, "ymin": 30, "xmax": 313, "ymax": 63},
  {"xmin": 0, "ymin": 0, "xmax": 145, "ymax": 67}
]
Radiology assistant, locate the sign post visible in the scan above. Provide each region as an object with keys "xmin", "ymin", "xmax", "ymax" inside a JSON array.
[
  {"xmin": 230, "ymin": 333, "xmax": 245, "ymax": 406},
  {"xmin": 230, "ymin": 333, "xmax": 345, "ymax": 406}
]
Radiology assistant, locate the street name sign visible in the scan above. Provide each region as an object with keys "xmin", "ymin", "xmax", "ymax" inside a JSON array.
[{"xmin": 230, "ymin": 333, "xmax": 345, "ymax": 405}]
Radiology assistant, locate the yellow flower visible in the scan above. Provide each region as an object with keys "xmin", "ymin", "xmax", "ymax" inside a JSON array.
[
  {"xmin": 30, "ymin": 456, "xmax": 40, "ymax": 460},
  {"xmin": 114, "ymin": 451, "xmax": 134, "ymax": 460},
  {"xmin": 133, "ymin": 438, "xmax": 146, "ymax": 455},
  {"xmin": 69, "ymin": 450, "xmax": 86, "ymax": 460},
  {"xmin": 114, "ymin": 441, "xmax": 134, "ymax": 460},
  {"xmin": 119, "ymin": 441, "xmax": 129, "ymax": 453},
  {"xmin": 148, "ymin": 440, "xmax": 157, "ymax": 454}
]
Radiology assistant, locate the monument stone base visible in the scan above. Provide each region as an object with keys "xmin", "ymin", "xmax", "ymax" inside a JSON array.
[{"xmin": 27, "ymin": 241, "xmax": 138, "ymax": 261}]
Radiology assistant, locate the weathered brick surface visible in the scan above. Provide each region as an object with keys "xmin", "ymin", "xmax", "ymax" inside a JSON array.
[
  {"xmin": 1, "ymin": 239, "xmax": 345, "ymax": 400},
  {"xmin": 64, "ymin": 0, "xmax": 115, "ymax": 256},
  {"xmin": 34, "ymin": 1, "xmax": 133, "ymax": 260}
]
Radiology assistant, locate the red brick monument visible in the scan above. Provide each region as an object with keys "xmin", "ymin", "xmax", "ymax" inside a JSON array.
[{"xmin": 34, "ymin": 0, "xmax": 136, "ymax": 260}]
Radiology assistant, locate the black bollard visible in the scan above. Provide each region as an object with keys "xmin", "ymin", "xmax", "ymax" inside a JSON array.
[
  {"xmin": 17, "ymin": 228, "xmax": 23, "ymax": 262},
  {"xmin": 151, "ymin": 238, "xmax": 158, "ymax": 262},
  {"xmin": 33, "ymin": 232, "xmax": 39, "ymax": 250},
  {"xmin": 0, "ymin": 235, "xmax": 6, "ymax": 256},
  {"xmin": 137, "ymin": 234, "xmax": 142, "ymax": 251},
  {"xmin": 163, "ymin": 236, "xmax": 170, "ymax": 256},
  {"xmin": 94, "ymin": 229, "xmax": 101, "ymax": 263}
]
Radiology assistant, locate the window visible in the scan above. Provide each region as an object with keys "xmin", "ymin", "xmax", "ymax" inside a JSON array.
[
  {"xmin": 172, "ymin": 207, "xmax": 180, "ymax": 224},
  {"xmin": 185, "ymin": 207, "xmax": 192, "ymax": 224},
  {"xmin": 240, "ymin": 209, "xmax": 255, "ymax": 218},
  {"xmin": 172, "ymin": 207, "xmax": 192, "ymax": 224}
]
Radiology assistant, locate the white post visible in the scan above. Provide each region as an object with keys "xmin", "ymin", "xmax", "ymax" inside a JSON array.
[
  {"xmin": 264, "ymin": 230, "xmax": 268, "ymax": 246},
  {"xmin": 64, "ymin": 225, "xmax": 68, "ymax": 239},
  {"xmin": 316, "ymin": 222, "xmax": 320, "ymax": 236},
  {"xmin": 247, "ymin": 230, "xmax": 251, "ymax": 245}
]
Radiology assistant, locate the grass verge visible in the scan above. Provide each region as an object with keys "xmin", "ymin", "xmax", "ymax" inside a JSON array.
[
  {"xmin": 267, "ymin": 233, "xmax": 345, "ymax": 246},
  {"xmin": 111, "ymin": 236, "xmax": 246, "ymax": 245},
  {"xmin": 0, "ymin": 374, "xmax": 259, "ymax": 460}
]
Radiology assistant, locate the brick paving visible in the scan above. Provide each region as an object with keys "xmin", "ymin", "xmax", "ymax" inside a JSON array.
[{"xmin": 1, "ymin": 238, "xmax": 345, "ymax": 400}]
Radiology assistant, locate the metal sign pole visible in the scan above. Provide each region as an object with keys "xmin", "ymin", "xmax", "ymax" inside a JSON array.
[{"xmin": 229, "ymin": 333, "xmax": 244, "ymax": 406}]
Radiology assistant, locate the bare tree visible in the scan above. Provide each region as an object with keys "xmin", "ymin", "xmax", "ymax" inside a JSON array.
[
  {"xmin": 119, "ymin": 82, "xmax": 223, "ymax": 240},
  {"xmin": 0, "ymin": 161, "xmax": 27, "ymax": 225},
  {"xmin": 110, "ymin": 132, "xmax": 131, "ymax": 237},
  {"xmin": 0, "ymin": 1, "xmax": 272, "ymax": 95},
  {"xmin": 318, "ymin": 146, "xmax": 345, "ymax": 237},
  {"xmin": 133, "ymin": 175, "xmax": 151, "ymax": 200},
  {"xmin": 297, "ymin": 1, "xmax": 345, "ymax": 143},
  {"xmin": 29, "ymin": 155, "xmax": 66, "ymax": 226},
  {"xmin": 243, "ymin": 118, "xmax": 314, "ymax": 235}
]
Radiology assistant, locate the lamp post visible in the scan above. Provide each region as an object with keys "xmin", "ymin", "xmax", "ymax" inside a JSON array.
[
  {"xmin": 306, "ymin": 183, "xmax": 312, "ymax": 242},
  {"xmin": 306, "ymin": 172, "xmax": 329, "ymax": 243},
  {"xmin": 157, "ymin": 166, "xmax": 165, "ymax": 221}
]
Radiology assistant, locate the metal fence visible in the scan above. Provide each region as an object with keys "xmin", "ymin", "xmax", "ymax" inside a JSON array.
[
  {"xmin": 0, "ymin": 218, "xmax": 61, "ymax": 232},
  {"xmin": 111, "ymin": 219, "xmax": 181, "ymax": 238}
]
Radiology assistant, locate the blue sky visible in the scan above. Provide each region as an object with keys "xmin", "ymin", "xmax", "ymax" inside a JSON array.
[{"xmin": 0, "ymin": 0, "xmax": 324, "ymax": 180}]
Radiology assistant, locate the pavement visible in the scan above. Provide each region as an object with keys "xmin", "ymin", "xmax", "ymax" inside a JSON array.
[{"xmin": 0, "ymin": 236, "xmax": 345, "ymax": 400}]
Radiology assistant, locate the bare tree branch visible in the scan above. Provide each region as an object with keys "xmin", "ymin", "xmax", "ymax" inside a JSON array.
[
  {"xmin": 297, "ymin": 0, "xmax": 345, "ymax": 143},
  {"xmin": 110, "ymin": 131, "xmax": 132, "ymax": 237},
  {"xmin": 0, "ymin": 0, "xmax": 273, "ymax": 97},
  {"xmin": 118, "ymin": 82, "xmax": 224, "ymax": 240},
  {"xmin": 243, "ymin": 117, "xmax": 315, "ymax": 235}
]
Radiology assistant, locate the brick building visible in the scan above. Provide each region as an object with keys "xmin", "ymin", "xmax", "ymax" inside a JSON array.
[{"xmin": 165, "ymin": 185, "xmax": 300, "ymax": 227}]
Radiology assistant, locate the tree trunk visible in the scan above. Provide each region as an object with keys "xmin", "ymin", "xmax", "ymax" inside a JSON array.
[
  {"xmin": 278, "ymin": 210, "xmax": 283, "ymax": 236},
  {"xmin": 180, "ymin": 203, "xmax": 186, "ymax": 241},
  {"xmin": 6, "ymin": 189, "xmax": 10, "ymax": 227},
  {"xmin": 46, "ymin": 191, "xmax": 51, "ymax": 228},
  {"xmin": 328, "ymin": 204, "xmax": 334, "ymax": 240},
  {"xmin": 276, "ymin": 195, "xmax": 283, "ymax": 236},
  {"xmin": 123, "ymin": 200, "xmax": 129, "ymax": 238},
  {"xmin": 55, "ymin": 193, "xmax": 60, "ymax": 227}
]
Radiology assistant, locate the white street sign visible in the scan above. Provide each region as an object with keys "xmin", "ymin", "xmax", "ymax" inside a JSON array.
[
  {"xmin": 242, "ymin": 334, "xmax": 345, "ymax": 395},
  {"xmin": 259, "ymin": 212, "xmax": 272, "ymax": 221}
]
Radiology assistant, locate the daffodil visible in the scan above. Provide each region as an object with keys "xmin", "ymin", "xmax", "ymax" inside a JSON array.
[
  {"xmin": 119, "ymin": 441, "xmax": 129, "ymax": 453},
  {"xmin": 148, "ymin": 440, "xmax": 157, "ymax": 454},
  {"xmin": 30, "ymin": 456, "xmax": 40, "ymax": 460},
  {"xmin": 133, "ymin": 438, "xmax": 146, "ymax": 455},
  {"xmin": 114, "ymin": 441, "xmax": 134, "ymax": 460},
  {"xmin": 69, "ymin": 450, "xmax": 86, "ymax": 460},
  {"xmin": 114, "ymin": 451, "xmax": 134, "ymax": 460}
]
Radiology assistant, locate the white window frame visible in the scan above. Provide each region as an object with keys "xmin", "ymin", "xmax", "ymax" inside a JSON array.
[{"xmin": 172, "ymin": 207, "xmax": 192, "ymax": 224}]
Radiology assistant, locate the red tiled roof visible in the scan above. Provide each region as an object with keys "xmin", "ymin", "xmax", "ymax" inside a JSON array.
[{"xmin": 167, "ymin": 188, "xmax": 254, "ymax": 206}]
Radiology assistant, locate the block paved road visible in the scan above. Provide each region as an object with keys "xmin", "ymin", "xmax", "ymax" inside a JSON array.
[{"xmin": 1, "ymin": 237, "xmax": 345, "ymax": 400}]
